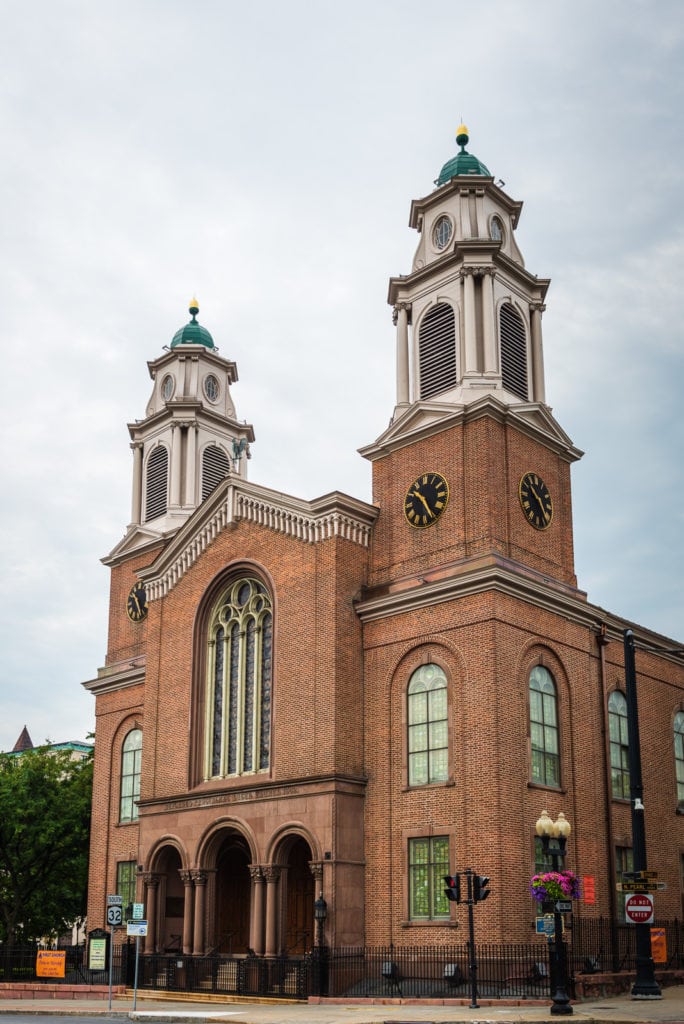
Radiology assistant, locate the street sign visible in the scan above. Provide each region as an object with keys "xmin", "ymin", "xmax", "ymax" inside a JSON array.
[
  {"xmin": 555, "ymin": 901, "xmax": 572, "ymax": 913},
  {"xmin": 132, "ymin": 902, "xmax": 145, "ymax": 920},
  {"xmin": 127, "ymin": 920, "xmax": 148, "ymax": 937},
  {"xmin": 624, "ymin": 892, "xmax": 655, "ymax": 925},
  {"xmin": 106, "ymin": 905, "xmax": 123, "ymax": 927},
  {"xmin": 616, "ymin": 881, "xmax": 666, "ymax": 893},
  {"xmin": 106, "ymin": 894, "xmax": 123, "ymax": 905}
]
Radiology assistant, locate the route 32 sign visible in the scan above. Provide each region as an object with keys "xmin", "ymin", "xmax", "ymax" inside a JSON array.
[
  {"xmin": 624, "ymin": 892, "xmax": 654, "ymax": 924},
  {"xmin": 106, "ymin": 905, "xmax": 123, "ymax": 927}
]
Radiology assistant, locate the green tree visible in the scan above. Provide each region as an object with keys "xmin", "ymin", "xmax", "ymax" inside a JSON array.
[{"xmin": 0, "ymin": 745, "xmax": 92, "ymax": 944}]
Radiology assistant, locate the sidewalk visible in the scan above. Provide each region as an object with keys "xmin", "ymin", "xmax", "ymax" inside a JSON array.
[{"xmin": 0, "ymin": 986, "xmax": 683, "ymax": 1024}]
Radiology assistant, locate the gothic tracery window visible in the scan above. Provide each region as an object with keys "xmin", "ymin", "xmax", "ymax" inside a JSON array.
[{"xmin": 205, "ymin": 577, "xmax": 273, "ymax": 779}]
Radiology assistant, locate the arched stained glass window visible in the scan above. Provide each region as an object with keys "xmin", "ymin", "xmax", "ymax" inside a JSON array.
[
  {"xmin": 529, "ymin": 666, "xmax": 559, "ymax": 787},
  {"xmin": 120, "ymin": 729, "xmax": 142, "ymax": 822},
  {"xmin": 608, "ymin": 691, "xmax": 630, "ymax": 799},
  {"xmin": 205, "ymin": 577, "xmax": 273, "ymax": 779},
  {"xmin": 408, "ymin": 664, "xmax": 448, "ymax": 786}
]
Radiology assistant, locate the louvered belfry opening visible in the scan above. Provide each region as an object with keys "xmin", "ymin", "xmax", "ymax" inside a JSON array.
[
  {"xmin": 202, "ymin": 444, "xmax": 231, "ymax": 501},
  {"xmin": 419, "ymin": 302, "xmax": 456, "ymax": 400},
  {"xmin": 500, "ymin": 302, "xmax": 529, "ymax": 400},
  {"xmin": 145, "ymin": 446, "xmax": 168, "ymax": 521}
]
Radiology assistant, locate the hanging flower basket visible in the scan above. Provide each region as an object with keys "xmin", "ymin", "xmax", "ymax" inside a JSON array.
[{"xmin": 529, "ymin": 870, "xmax": 581, "ymax": 903}]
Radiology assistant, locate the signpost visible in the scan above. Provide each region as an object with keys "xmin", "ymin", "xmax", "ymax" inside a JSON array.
[
  {"xmin": 126, "ymin": 920, "xmax": 148, "ymax": 1010},
  {"xmin": 106, "ymin": 896, "xmax": 122, "ymax": 1010}
]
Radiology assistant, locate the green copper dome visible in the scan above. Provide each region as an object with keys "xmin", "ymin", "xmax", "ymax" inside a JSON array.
[
  {"xmin": 170, "ymin": 299, "xmax": 215, "ymax": 349},
  {"xmin": 436, "ymin": 124, "xmax": 491, "ymax": 186}
]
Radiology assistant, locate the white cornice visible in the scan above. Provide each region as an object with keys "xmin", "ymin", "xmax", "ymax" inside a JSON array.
[
  {"xmin": 359, "ymin": 394, "xmax": 583, "ymax": 463},
  {"xmin": 82, "ymin": 658, "xmax": 146, "ymax": 696},
  {"xmin": 354, "ymin": 556, "xmax": 684, "ymax": 664},
  {"xmin": 137, "ymin": 476, "xmax": 378, "ymax": 601}
]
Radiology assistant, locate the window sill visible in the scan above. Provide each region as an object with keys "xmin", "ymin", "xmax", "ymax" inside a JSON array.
[
  {"xmin": 403, "ymin": 780, "xmax": 455, "ymax": 793},
  {"xmin": 401, "ymin": 919, "xmax": 459, "ymax": 929},
  {"xmin": 527, "ymin": 781, "xmax": 565, "ymax": 794}
]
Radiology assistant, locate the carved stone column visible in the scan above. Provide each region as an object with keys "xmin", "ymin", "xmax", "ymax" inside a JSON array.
[
  {"xmin": 142, "ymin": 873, "xmax": 160, "ymax": 954},
  {"xmin": 264, "ymin": 866, "xmax": 281, "ymax": 957},
  {"xmin": 461, "ymin": 269, "xmax": 478, "ymax": 374},
  {"xmin": 481, "ymin": 268, "xmax": 497, "ymax": 374},
  {"xmin": 249, "ymin": 866, "xmax": 266, "ymax": 955},
  {"xmin": 191, "ymin": 870, "xmax": 208, "ymax": 955},
  {"xmin": 130, "ymin": 442, "xmax": 143, "ymax": 524},
  {"xmin": 170, "ymin": 422, "xmax": 182, "ymax": 507},
  {"xmin": 393, "ymin": 303, "xmax": 410, "ymax": 407},
  {"xmin": 530, "ymin": 302, "xmax": 546, "ymax": 403},
  {"xmin": 179, "ymin": 870, "xmax": 194, "ymax": 955},
  {"xmin": 185, "ymin": 422, "xmax": 198, "ymax": 508}
]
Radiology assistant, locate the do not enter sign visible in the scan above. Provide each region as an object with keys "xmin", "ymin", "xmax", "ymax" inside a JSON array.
[{"xmin": 625, "ymin": 892, "xmax": 655, "ymax": 924}]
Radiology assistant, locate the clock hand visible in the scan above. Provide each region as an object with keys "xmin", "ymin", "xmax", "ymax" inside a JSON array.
[
  {"xmin": 131, "ymin": 592, "xmax": 141, "ymax": 612},
  {"xmin": 529, "ymin": 484, "xmax": 549, "ymax": 518},
  {"xmin": 411, "ymin": 491, "xmax": 434, "ymax": 517}
]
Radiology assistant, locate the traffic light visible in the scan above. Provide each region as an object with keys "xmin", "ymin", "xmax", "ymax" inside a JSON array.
[
  {"xmin": 444, "ymin": 874, "xmax": 461, "ymax": 903},
  {"xmin": 473, "ymin": 875, "xmax": 491, "ymax": 902}
]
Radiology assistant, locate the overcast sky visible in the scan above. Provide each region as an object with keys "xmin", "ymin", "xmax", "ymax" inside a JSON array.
[{"xmin": 1, "ymin": 0, "xmax": 683, "ymax": 752}]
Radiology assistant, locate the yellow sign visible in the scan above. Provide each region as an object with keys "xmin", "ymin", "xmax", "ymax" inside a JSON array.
[{"xmin": 36, "ymin": 950, "xmax": 66, "ymax": 978}]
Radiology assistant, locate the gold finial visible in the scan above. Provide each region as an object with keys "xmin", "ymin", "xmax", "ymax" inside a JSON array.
[
  {"xmin": 457, "ymin": 123, "xmax": 468, "ymax": 137},
  {"xmin": 456, "ymin": 123, "xmax": 469, "ymax": 149},
  {"xmin": 189, "ymin": 297, "xmax": 199, "ymax": 318}
]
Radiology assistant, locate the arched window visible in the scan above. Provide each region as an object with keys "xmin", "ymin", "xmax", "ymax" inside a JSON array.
[
  {"xmin": 202, "ymin": 444, "xmax": 230, "ymax": 501},
  {"xmin": 500, "ymin": 302, "xmax": 528, "ymax": 400},
  {"xmin": 675, "ymin": 712, "xmax": 684, "ymax": 804},
  {"xmin": 529, "ymin": 666, "xmax": 559, "ymax": 786},
  {"xmin": 419, "ymin": 303, "xmax": 456, "ymax": 399},
  {"xmin": 608, "ymin": 691, "xmax": 630, "ymax": 799},
  {"xmin": 407, "ymin": 664, "xmax": 448, "ymax": 786},
  {"xmin": 205, "ymin": 577, "xmax": 273, "ymax": 779},
  {"xmin": 145, "ymin": 446, "xmax": 168, "ymax": 521},
  {"xmin": 120, "ymin": 729, "xmax": 142, "ymax": 823}
]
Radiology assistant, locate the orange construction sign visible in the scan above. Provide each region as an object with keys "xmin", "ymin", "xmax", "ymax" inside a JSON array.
[
  {"xmin": 650, "ymin": 927, "xmax": 667, "ymax": 964},
  {"xmin": 36, "ymin": 950, "xmax": 66, "ymax": 978}
]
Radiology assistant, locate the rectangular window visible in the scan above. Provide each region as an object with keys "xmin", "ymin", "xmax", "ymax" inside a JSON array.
[
  {"xmin": 116, "ymin": 861, "xmax": 137, "ymax": 913},
  {"xmin": 534, "ymin": 836, "xmax": 554, "ymax": 875},
  {"xmin": 408, "ymin": 836, "xmax": 450, "ymax": 920},
  {"xmin": 615, "ymin": 846, "xmax": 633, "ymax": 922}
]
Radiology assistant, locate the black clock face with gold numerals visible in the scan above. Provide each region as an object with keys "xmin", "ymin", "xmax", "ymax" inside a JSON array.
[
  {"xmin": 404, "ymin": 472, "xmax": 450, "ymax": 529},
  {"xmin": 126, "ymin": 583, "xmax": 149, "ymax": 623},
  {"xmin": 519, "ymin": 472, "xmax": 553, "ymax": 531}
]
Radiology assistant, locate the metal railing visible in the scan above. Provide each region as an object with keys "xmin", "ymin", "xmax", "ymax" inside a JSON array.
[{"xmin": 1, "ymin": 920, "xmax": 681, "ymax": 1001}]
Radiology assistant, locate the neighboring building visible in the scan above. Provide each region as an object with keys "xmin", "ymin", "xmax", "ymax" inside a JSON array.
[
  {"xmin": 83, "ymin": 128, "xmax": 684, "ymax": 954},
  {"xmin": 6, "ymin": 727, "xmax": 92, "ymax": 762}
]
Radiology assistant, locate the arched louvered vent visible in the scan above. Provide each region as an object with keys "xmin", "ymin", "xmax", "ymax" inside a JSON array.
[
  {"xmin": 145, "ymin": 447, "xmax": 168, "ymax": 521},
  {"xmin": 500, "ymin": 303, "xmax": 528, "ymax": 400},
  {"xmin": 202, "ymin": 444, "xmax": 230, "ymax": 500},
  {"xmin": 419, "ymin": 303, "xmax": 456, "ymax": 400}
]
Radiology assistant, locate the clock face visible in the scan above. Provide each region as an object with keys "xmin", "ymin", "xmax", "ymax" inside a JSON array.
[
  {"xmin": 126, "ymin": 583, "xmax": 148, "ymax": 623},
  {"xmin": 519, "ymin": 472, "xmax": 553, "ymax": 530},
  {"xmin": 404, "ymin": 473, "xmax": 450, "ymax": 529}
]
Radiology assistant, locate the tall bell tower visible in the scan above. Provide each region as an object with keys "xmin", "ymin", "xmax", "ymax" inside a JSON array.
[
  {"xmin": 361, "ymin": 127, "xmax": 583, "ymax": 595},
  {"xmin": 108, "ymin": 300, "xmax": 255, "ymax": 561}
]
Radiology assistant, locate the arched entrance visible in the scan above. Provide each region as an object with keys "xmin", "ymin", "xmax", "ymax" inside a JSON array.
[
  {"xmin": 215, "ymin": 834, "xmax": 251, "ymax": 954},
  {"xmin": 282, "ymin": 836, "xmax": 314, "ymax": 954},
  {"xmin": 156, "ymin": 846, "xmax": 184, "ymax": 952}
]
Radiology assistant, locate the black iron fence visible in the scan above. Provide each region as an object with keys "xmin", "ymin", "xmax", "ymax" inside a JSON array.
[{"xmin": 1, "ymin": 919, "xmax": 682, "ymax": 1001}]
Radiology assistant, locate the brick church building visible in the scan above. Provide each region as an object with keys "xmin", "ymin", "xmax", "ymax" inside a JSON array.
[{"xmin": 84, "ymin": 127, "xmax": 684, "ymax": 954}]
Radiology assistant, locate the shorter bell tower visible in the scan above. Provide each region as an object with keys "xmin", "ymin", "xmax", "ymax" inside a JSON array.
[{"xmin": 118, "ymin": 300, "xmax": 254, "ymax": 555}]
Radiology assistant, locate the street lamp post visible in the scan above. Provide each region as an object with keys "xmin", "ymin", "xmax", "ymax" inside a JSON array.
[
  {"xmin": 623, "ymin": 630, "xmax": 662, "ymax": 999},
  {"xmin": 536, "ymin": 810, "xmax": 573, "ymax": 1016},
  {"xmin": 313, "ymin": 892, "xmax": 328, "ymax": 997}
]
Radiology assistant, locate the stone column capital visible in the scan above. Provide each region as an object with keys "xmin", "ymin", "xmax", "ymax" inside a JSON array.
[
  {"xmin": 263, "ymin": 865, "xmax": 282, "ymax": 884},
  {"xmin": 142, "ymin": 872, "xmax": 161, "ymax": 888},
  {"xmin": 309, "ymin": 861, "xmax": 324, "ymax": 882},
  {"xmin": 191, "ymin": 869, "xmax": 209, "ymax": 886},
  {"xmin": 179, "ymin": 869, "xmax": 194, "ymax": 885},
  {"xmin": 249, "ymin": 865, "xmax": 265, "ymax": 883}
]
